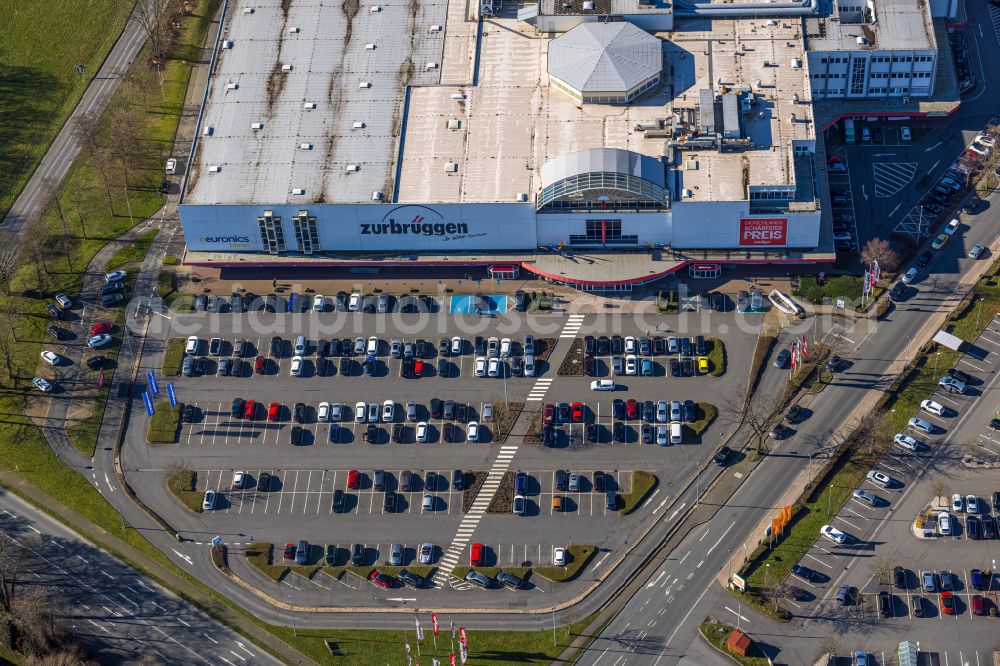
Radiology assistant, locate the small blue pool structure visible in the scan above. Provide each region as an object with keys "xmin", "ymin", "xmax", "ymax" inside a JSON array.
[{"xmin": 449, "ymin": 294, "xmax": 508, "ymax": 315}]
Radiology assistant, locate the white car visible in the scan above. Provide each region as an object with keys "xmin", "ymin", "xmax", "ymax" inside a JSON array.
[
  {"xmin": 590, "ymin": 379, "xmax": 615, "ymax": 391},
  {"xmin": 202, "ymin": 489, "xmax": 216, "ymax": 510},
  {"xmin": 951, "ymin": 493, "xmax": 964, "ymax": 513},
  {"xmin": 348, "ymin": 292, "xmax": 361, "ymax": 311},
  {"xmin": 451, "ymin": 336, "xmax": 463, "ymax": 355},
  {"xmin": 165, "ymin": 158, "xmax": 177, "ymax": 174},
  {"xmin": 966, "ymin": 494, "xmax": 979, "ymax": 514},
  {"xmin": 908, "ymin": 417, "xmax": 934, "ymax": 433},
  {"xmin": 624, "ymin": 336, "xmax": 636, "ymax": 354},
  {"xmin": 893, "ymin": 434, "xmax": 920, "ymax": 451},
  {"xmin": 88, "ymin": 334, "xmax": 112, "ymax": 349},
  {"xmin": 466, "ymin": 421, "xmax": 480, "ymax": 442},
  {"xmin": 866, "ymin": 470, "xmax": 891, "ymax": 488},
  {"xmin": 416, "ymin": 421, "xmax": 428, "ymax": 442},
  {"xmin": 40, "ymin": 351, "xmax": 62, "ymax": 366},
  {"xmin": 499, "ymin": 338, "xmax": 512, "ymax": 358},
  {"xmin": 366, "ymin": 336, "xmax": 379, "ymax": 356},
  {"xmin": 318, "ymin": 402, "xmax": 330, "ymax": 422},
  {"xmin": 820, "ymin": 524, "xmax": 849, "ymax": 545},
  {"xmin": 976, "ymin": 133, "xmax": 997, "ymax": 148},
  {"xmin": 55, "ymin": 293, "xmax": 72, "ymax": 308},
  {"xmin": 487, "ymin": 357, "xmax": 500, "ymax": 378},
  {"xmin": 312, "ymin": 294, "xmax": 325, "ymax": 312},
  {"xmin": 382, "ymin": 400, "xmax": 394, "ymax": 422},
  {"xmin": 901, "ymin": 267, "xmax": 918, "ymax": 284},
  {"xmin": 185, "ymin": 336, "xmax": 200, "ymax": 354},
  {"xmin": 624, "ymin": 354, "xmax": 637, "ymax": 376},
  {"xmin": 969, "ymin": 244, "xmax": 985, "ymax": 259},
  {"xmin": 553, "ymin": 547, "xmax": 567, "ymax": 567},
  {"xmin": 475, "ymin": 356, "xmax": 487, "ymax": 377},
  {"xmin": 920, "ymin": 399, "xmax": 945, "ymax": 417},
  {"xmin": 938, "ymin": 511, "xmax": 952, "ymax": 535},
  {"xmin": 355, "ymin": 401, "xmax": 367, "ymax": 423},
  {"xmin": 937, "ymin": 377, "xmax": 966, "ymax": 394},
  {"xmin": 32, "ymin": 376, "xmax": 52, "ymax": 393},
  {"xmin": 943, "ymin": 218, "xmax": 960, "ymax": 236},
  {"xmin": 290, "ymin": 355, "xmax": 303, "ymax": 376},
  {"xmin": 232, "ymin": 471, "xmax": 246, "ymax": 489}
]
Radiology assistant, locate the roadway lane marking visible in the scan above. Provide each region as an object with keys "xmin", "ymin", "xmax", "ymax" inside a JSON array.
[
  {"xmin": 647, "ymin": 571, "xmax": 666, "ymax": 588},
  {"xmin": 705, "ymin": 521, "xmax": 736, "ymax": 556},
  {"xmin": 725, "ymin": 606, "xmax": 751, "ymax": 624},
  {"xmin": 925, "ymin": 143, "xmax": 942, "ymax": 154}
]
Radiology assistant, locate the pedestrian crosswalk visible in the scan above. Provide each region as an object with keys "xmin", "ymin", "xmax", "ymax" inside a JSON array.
[
  {"xmin": 526, "ymin": 377, "xmax": 554, "ymax": 402},
  {"xmin": 560, "ymin": 314, "xmax": 586, "ymax": 338},
  {"xmin": 990, "ymin": 6, "xmax": 1000, "ymax": 38},
  {"xmin": 433, "ymin": 445, "xmax": 520, "ymax": 587}
]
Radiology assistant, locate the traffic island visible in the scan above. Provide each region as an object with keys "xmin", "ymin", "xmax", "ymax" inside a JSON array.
[
  {"xmin": 245, "ymin": 543, "xmax": 289, "ymax": 582},
  {"xmin": 699, "ymin": 619, "xmax": 771, "ymax": 666},
  {"xmin": 147, "ymin": 401, "xmax": 182, "ymax": 443},
  {"xmin": 708, "ymin": 338, "xmax": 727, "ymax": 376},
  {"xmin": 491, "ymin": 401, "xmax": 523, "ymax": 444},
  {"xmin": 487, "ymin": 471, "xmax": 515, "ymax": 513},
  {"xmin": 685, "ymin": 403, "xmax": 718, "ymax": 440},
  {"xmin": 533, "ymin": 545, "xmax": 597, "ymax": 582},
  {"xmin": 162, "ymin": 337, "xmax": 186, "ymax": 376},
  {"xmin": 557, "ymin": 338, "xmax": 585, "ymax": 376},
  {"xmin": 167, "ymin": 466, "xmax": 202, "ymax": 512},
  {"xmin": 461, "ymin": 471, "xmax": 488, "ymax": 512},
  {"xmin": 618, "ymin": 471, "xmax": 654, "ymax": 515}
]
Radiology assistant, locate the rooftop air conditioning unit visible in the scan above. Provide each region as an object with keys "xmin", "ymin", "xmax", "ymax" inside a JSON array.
[
  {"xmin": 347, "ymin": 164, "xmax": 359, "ymax": 172},
  {"xmin": 209, "ymin": 165, "xmax": 222, "ymax": 172},
  {"xmin": 353, "ymin": 121, "xmax": 366, "ymax": 129},
  {"xmin": 682, "ymin": 188, "xmax": 693, "ymax": 198},
  {"xmin": 365, "ymin": 43, "xmax": 376, "ymax": 50},
  {"xmin": 222, "ymin": 40, "xmax": 233, "ymax": 49},
  {"xmin": 226, "ymin": 82, "xmax": 239, "ymax": 90},
  {"xmin": 856, "ymin": 36, "xmax": 868, "ymax": 45},
  {"xmin": 359, "ymin": 81, "xmax": 371, "ymax": 88},
  {"xmin": 203, "ymin": 126, "xmax": 213, "ymax": 136},
  {"xmin": 370, "ymin": 5, "xmax": 381, "ymax": 11},
  {"xmin": 304, "ymin": 102, "xmax": 317, "ymax": 109},
  {"xmin": 430, "ymin": 24, "xmax": 442, "ymax": 31},
  {"xmin": 242, "ymin": 7, "xmax": 254, "ymax": 14},
  {"xmin": 251, "ymin": 122, "xmax": 264, "ymax": 130},
  {"xmin": 281, "ymin": 64, "xmax": 292, "ymax": 72},
  {"xmin": 516, "ymin": 193, "xmax": 528, "ymax": 202},
  {"xmin": 426, "ymin": 62, "xmax": 439, "ymax": 69},
  {"xmin": 289, "ymin": 26, "xmax": 300, "ymax": 33},
  {"xmin": 583, "ymin": 0, "xmax": 595, "ymax": 8},
  {"xmin": 765, "ymin": 19, "xmax": 777, "ymax": 26},
  {"xmin": 791, "ymin": 58, "xmax": 802, "ymax": 68},
  {"xmin": 372, "ymin": 191, "xmax": 384, "ymax": 200},
  {"xmin": 291, "ymin": 188, "xmax": 305, "ymax": 195},
  {"xmin": 300, "ymin": 143, "xmax": 313, "ymax": 150},
  {"xmin": 450, "ymin": 93, "xmax": 466, "ymax": 100},
  {"xmin": 444, "ymin": 162, "xmax": 458, "ymax": 172},
  {"xmin": 447, "ymin": 119, "xmax": 461, "ymax": 129}
]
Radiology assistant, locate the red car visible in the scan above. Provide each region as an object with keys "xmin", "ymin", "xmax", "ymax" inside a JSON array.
[
  {"xmin": 972, "ymin": 594, "xmax": 984, "ymax": 616},
  {"xmin": 413, "ymin": 359, "xmax": 424, "ymax": 378},
  {"xmin": 90, "ymin": 322, "xmax": 112, "ymax": 336},
  {"xmin": 625, "ymin": 399, "xmax": 639, "ymax": 419},
  {"xmin": 267, "ymin": 402, "xmax": 280, "ymax": 422},
  {"xmin": 254, "ymin": 356, "xmax": 265, "ymax": 374},
  {"xmin": 244, "ymin": 400, "xmax": 256, "ymax": 420},
  {"xmin": 368, "ymin": 570, "xmax": 393, "ymax": 588},
  {"xmin": 347, "ymin": 469, "xmax": 360, "ymax": 489},
  {"xmin": 543, "ymin": 403, "xmax": 555, "ymax": 424},
  {"xmin": 470, "ymin": 542, "xmax": 484, "ymax": 567},
  {"xmin": 283, "ymin": 543, "xmax": 296, "ymax": 559},
  {"xmin": 941, "ymin": 591, "xmax": 955, "ymax": 615},
  {"xmin": 571, "ymin": 402, "xmax": 584, "ymax": 423}
]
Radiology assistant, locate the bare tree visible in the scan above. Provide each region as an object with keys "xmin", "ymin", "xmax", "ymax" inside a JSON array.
[
  {"xmin": 0, "ymin": 313, "xmax": 17, "ymax": 376},
  {"xmin": 861, "ymin": 237, "xmax": 901, "ymax": 273},
  {"xmin": 855, "ymin": 408, "xmax": 888, "ymax": 455},
  {"xmin": 133, "ymin": 0, "xmax": 182, "ymax": 62},
  {"xmin": 20, "ymin": 214, "xmax": 51, "ymax": 290},
  {"xmin": 73, "ymin": 113, "xmax": 114, "ymax": 209},
  {"xmin": 107, "ymin": 104, "xmax": 143, "ymax": 226},
  {"xmin": 818, "ymin": 636, "xmax": 840, "ymax": 661},
  {"xmin": 67, "ymin": 186, "xmax": 91, "ymax": 240},
  {"xmin": 38, "ymin": 178, "xmax": 74, "ymax": 271},
  {"xmin": 724, "ymin": 389, "xmax": 780, "ymax": 456},
  {"xmin": 0, "ymin": 241, "xmax": 22, "ymax": 297},
  {"xmin": 871, "ymin": 557, "xmax": 892, "ymax": 585},
  {"xmin": 931, "ymin": 480, "xmax": 949, "ymax": 506}
]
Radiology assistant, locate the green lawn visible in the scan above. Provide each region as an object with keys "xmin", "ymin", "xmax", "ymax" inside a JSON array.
[
  {"xmin": 106, "ymin": 229, "xmax": 158, "ymax": 270},
  {"xmin": 699, "ymin": 621, "xmax": 770, "ymax": 666},
  {"xmin": 793, "ymin": 275, "xmax": 864, "ymax": 305},
  {"xmin": 162, "ymin": 337, "xmax": 186, "ymax": 376},
  {"xmin": 708, "ymin": 338, "xmax": 726, "ymax": 376},
  {"xmin": 687, "ymin": 403, "xmax": 718, "ymax": 438},
  {"xmin": 167, "ymin": 467, "xmax": 202, "ymax": 513},
  {"xmin": 147, "ymin": 400, "xmax": 182, "ymax": 443},
  {"xmin": 533, "ymin": 545, "xmax": 597, "ymax": 581},
  {"xmin": 0, "ymin": 1, "xmax": 131, "ymax": 217},
  {"xmin": 619, "ymin": 471, "xmax": 656, "ymax": 515}
]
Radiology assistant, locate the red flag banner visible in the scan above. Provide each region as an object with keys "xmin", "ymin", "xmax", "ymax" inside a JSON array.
[
  {"xmin": 432, "ymin": 612, "xmax": 439, "ymax": 636},
  {"xmin": 459, "ymin": 628, "xmax": 468, "ymax": 650},
  {"xmin": 450, "ymin": 654, "xmax": 457, "ymax": 666}
]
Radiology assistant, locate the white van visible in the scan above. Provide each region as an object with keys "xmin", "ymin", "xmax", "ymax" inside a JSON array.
[
  {"xmin": 524, "ymin": 354, "xmax": 535, "ymax": 377},
  {"xmin": 670, "ymin": 421, "xmax": 683, "ymax": 445}
]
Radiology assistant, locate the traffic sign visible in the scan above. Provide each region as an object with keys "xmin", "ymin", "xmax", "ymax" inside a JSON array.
[
  {"xmin": 167, "ymin": 383, "xmax": 177, "ymax": 407},
  {"xmin": 142, "ymin": 391, "xmax": 155, "ymax": 416}
]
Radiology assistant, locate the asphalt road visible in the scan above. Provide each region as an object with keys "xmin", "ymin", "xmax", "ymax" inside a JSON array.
[
  {"xmin": 0, "ymin": 488, "xmax": 279, "ymax": 666},
  {"xmin": 575, "ymin": 148, "xmax": 1000, "ymax": 665}
]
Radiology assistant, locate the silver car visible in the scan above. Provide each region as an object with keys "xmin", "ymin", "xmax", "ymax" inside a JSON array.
[
  {"xmin": 418, "ymin": 543, "xmax": 434, "ymax": 564},
  {"xmin": 670, "ymin": 400, "xmax": 682, "ymax": 422},
  {"xmin": 389, "ymin": 543, "xmax": 404, "ymax": 566}
]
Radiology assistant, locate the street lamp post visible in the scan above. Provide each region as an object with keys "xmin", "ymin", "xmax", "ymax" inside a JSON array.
[{"xmin": 976, "ymin": 297, "xmax": 985, "ymax": 333}]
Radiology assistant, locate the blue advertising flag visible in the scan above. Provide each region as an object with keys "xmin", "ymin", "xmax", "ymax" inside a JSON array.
[
  {"xmin": 167, "ymin": 383, "xmax": 177, "ymax": 408},
  {"xmin": 142, "ymin": 391, "xmax": 155, "ymax": 416},
  {"xmin": 147, "ymin": 370, "xmax": 159, "ymax": 396}
]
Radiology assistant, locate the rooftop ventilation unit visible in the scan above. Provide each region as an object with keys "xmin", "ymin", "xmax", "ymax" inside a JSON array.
[
  {"xmin": 765, "ymin": 19, "xmax": 777, "ymax": 26},
  {"xmin": 450, "ymin": 93, "xmax": 466, "ymax": 100},
  {"xmin": 289, "ymin": 26, "xmax": 300, "ymax": 33},
  {"xmin": 281, "ymin": 64, "xmax": 292, "ymax": 72},
  {"xmin": 365, "ymin": 43, "xmax": 375, "ymax": 50},
  {"xmin": 291, "ymin": 188, "xmax": 305, "ymax": 195},
  {"xmin": 251, "ymin": 122, "xmax": 264, "ymax": 130},
  {"xmin": 430, "ymin": 24, "xmax": 442, "ymax": 31},
  {"xmin": 372, "ymin": 191, "xmax": 384, "ymax": 200},
  {"xmin": 682, "ymin": 188, "xmax": 693, "ymax": 198},
  {"xmin": 856, "ymin": 36, "xmax": 868, "ymax": 45},
  {"xmin": 359, "ymin": 81, "xmax": 371, "ymax": 88},
  {"xmin": 444, "ymin": 162, "xmax": 458, "ymax": 172},
  {"xmin": 370, "ymin": 5, "xmax": 381, "ymax": 11},
  {"xmin": 226, "ymin": 82, "xmax": 239, "ymax": 90},
  {"xmin": 426, "ymin": 62, "xmax": 439, "ymax": 69},
  {"xmin": 447, "ymin": 119, "xmax": 461, "ymax": 129},
  {"xmin": 242, "ymin": 7, "xmax": 254, "ymax": 13},
  {"xmin": 347, "ymin": 164, "xmax": 359, "ymax": 172},
  {"xmin": 203, "ymin": 126, "xmax": 213, "ymax": 136},
  {"xmin": 791, "ymin": 58, "xmax": 802, "ymax": 68},
  {"xmin": 222, "ymin": 40, "xmax": 233, "ymax": 49},
  {"xmin": 516, "ymin": 192, "xmax": 528, "ymax": 202},
  {"xmin": 300, "ymin": 143, "xmax": 313, "ymax": 150},
  {"xmin": 303, "ymin": 102, "xmax": 317, "ymax": 109},
  {"xmin": 352, "ymin": 121, "xmax": 366, "ymax": 129},
  {"xmin": 209, "ymin": 165, "xmax": 222, "ymax": 172},
  {"xmin": 583, "ymin": 0, "xmax": 595, "ymax": 8}
]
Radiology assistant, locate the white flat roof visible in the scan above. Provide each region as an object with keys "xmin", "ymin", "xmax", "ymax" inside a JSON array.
[{"xmin": 806, "ymin": 0, "xmax": 935, "ymax": 52}]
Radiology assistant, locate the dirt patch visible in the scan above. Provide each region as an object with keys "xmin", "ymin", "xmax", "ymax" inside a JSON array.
[
  {"xmin": 491, "ymin": 401, "xmax": 522, "ymax": 443},
  {"xmin": 265, "ymin": 62, "xmax": 289, "ymax": 116},
  {"xmin": 535, "ymin": 337, "xmax": 557, "ymax": 365},
  {"xmin": 523, "ymin": 406, "xmax": 543, "ymax": 444},
  {"xmin": 486, "ymin": 471, "xmax": 514, "ymax": 513},
  {"xmin": 462, "ymin": 471, "xmax": 488, "ymax": 513},
  {"xmin": 342, "ymin": 0, "xmax": 360, "ymax": 44},
  {"xmin": 557, "ymin": 337, "xmax": 585, "ymax": 376}
]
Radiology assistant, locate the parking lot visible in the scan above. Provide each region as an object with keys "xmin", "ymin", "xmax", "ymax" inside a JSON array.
[{"xmin": 782, "ymin": 313, "xmax": 1000, "ymax": 661}]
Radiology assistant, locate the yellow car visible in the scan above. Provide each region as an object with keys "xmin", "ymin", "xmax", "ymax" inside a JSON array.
[
  {"xmin": 931, "ymin": 233, "xmax": 949, "ymax": 250},
  {"xmin": 697, "ymin": 356, "xmax": 709, "ymax": 374}
]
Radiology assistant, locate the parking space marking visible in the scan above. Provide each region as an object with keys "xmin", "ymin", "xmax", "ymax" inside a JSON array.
[{"xmin": 873, "ymin": 162, "xmax": 917, "ymax": 198}]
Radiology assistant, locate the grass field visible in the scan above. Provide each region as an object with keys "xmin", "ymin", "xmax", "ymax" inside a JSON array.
[
  {"xmin": 0, "ymin": 2, "xmax": 131, "ymax": 218},
  {"xmin": 147, "ymin": 400, "xmax": 182, "ymax": 443},
  {"xmin": 106, "ymin": 229, "xmax": 158, "ymax": 270},
  {"xmin": 699, "ymin": 621, "xmax": 770, "ymax": 666},
  {"xmin": 619, "ymin": 471, "xmax": 656, "ymax": 515},
  {"xmin": 533, "ymin": 544, "xmax": 597, "ymax": 581},
  {"xmin": 793, "ymin": 275, "xmax": 864, "ymax": 305},
  {"xmin": 708, "ymin": 338, "xmax": 726, "ymax": 376},
  {"xmin": 167, "ymin": 467, "xmax": 202, "ymax": 513},
  {"xmin": 162, "ymin": 337, "xmax": 186, "ymax": 376}
]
